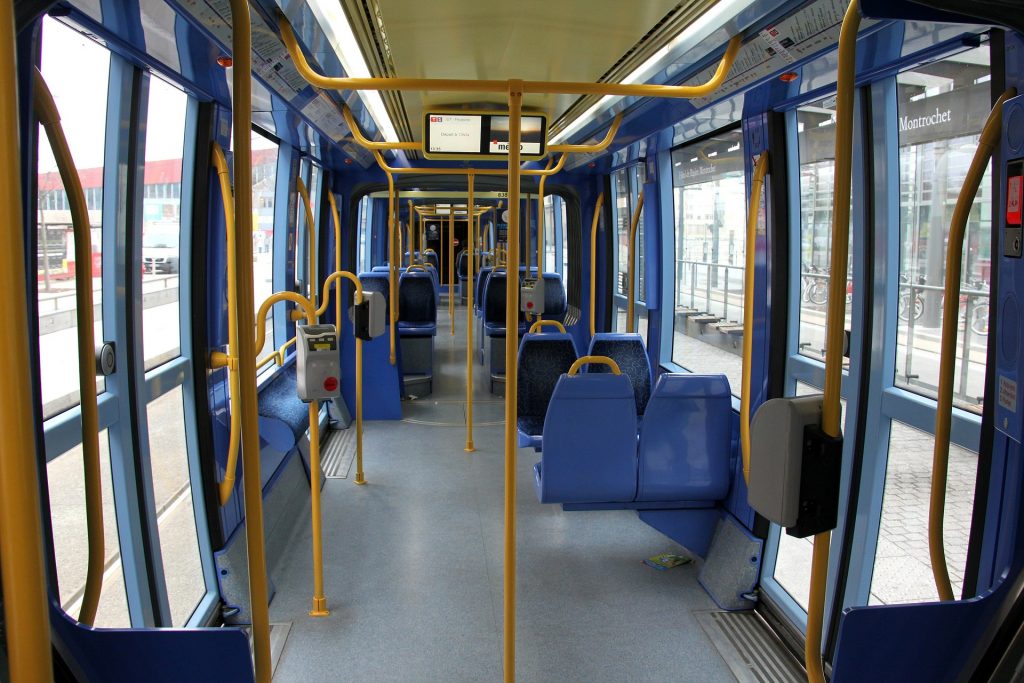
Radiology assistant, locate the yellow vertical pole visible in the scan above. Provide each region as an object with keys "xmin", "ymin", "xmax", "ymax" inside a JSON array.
[
  {"xmin": 537, "ymin": 161, "xmax": 553, "ymax": 273},
  {"xmin": 589, "ymin": 192, "xmax": 605, "ymax": 337},
  {"xmin": 408, "ymin": 199, "xmax": 414, "ymax": 261},
  {"xmin": 328, "ymin": 185, "xmax": 342, "ymax": 334},
  {"xmin": 0, "ymin": 2, "xmax": 54, "ymax": 677},
  {"xmin": 524, "ymin": 193, "xmax": 531, "ymax": 271},
  {"xmin": 228, "ymin": 1, "xmax": 273, "ymax": 680},
  {"xmin": 625, "ymin": 191, "xmax": 645, "ymax": 333},
  {"xmin": 385, "ymin": 170, "xmax": 396, "ymax": 364},
  {"xmin": 503, "ymin": 80, "xmax": 523, "ymax": 683},
  {"xmin": 466, "ymin": 176, "xmax": 476, "ymax": 452},
  {"xmin": 807, "ymin": 3, "xmax": 859, "ymax": 683},
  {"xmin": 449, "ymin": 210, "xmax": 455, "ymax": 334}
]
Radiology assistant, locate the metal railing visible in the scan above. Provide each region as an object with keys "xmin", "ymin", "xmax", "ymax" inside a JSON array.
[{"xmin": 674, "ymin": 258, "xmax": 746, "ymax": 323}]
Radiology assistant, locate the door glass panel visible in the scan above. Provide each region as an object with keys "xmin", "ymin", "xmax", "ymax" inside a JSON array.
[
  {"xmin": 870, "ymin": 420, "xmax": 977, "ymax": 604},
  {"xmin": 894, "ymin": 47, "xmax": 991, "ymax": 414},
  {"xmin": 47, "ymin": 430, "xmax": 130, "ymax": 627},
  {"xmin": 772, "ymin": 381, "xmax": 847, "ymax": 610},
  {"xmin": 252, "ymin": 132, "xmax": 278, "ymax": 362},
  {"xmin": 670, "ymin": 129, "xmax": 746, "ymax": 393},
  {"xmin": 147, "ymin": 386, "xmax": 205, "ymax": 625},
  {"xmin": 796, "ymin": 96, "xmax": 853, "ymax": 367},
  {"xmin": 141, "ymin": 76, "xmax": 186, "ymax": 370},
  {"xmin": 613, "ymin": 169, "xmax": 630, "ymax": 297},
  {"xmin": 560, "ymin": 199, "xmax": 569, "ymax": 278},
  {"xmin": 633, "ymin": 166, "xmax": 646, "ymax": 303},
  {"xmin": 36, "ymin": 16, "xmax": 108, "ymax": 418}
]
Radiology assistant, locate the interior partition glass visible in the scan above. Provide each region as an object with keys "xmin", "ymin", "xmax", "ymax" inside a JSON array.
[
  {"xmin": 669, "ymin": 128, "xmax": 746, "ymax": 393},
  {"xmin": 613, "ymin": 168, "xmax": 630, "ymax": 330},
  {"xmin": 544, "ymin": 195, "xmax": 556, "ymax": 272},
  {"xmin": 252, "ymin": 131, "xmax": 278, "ymax": 362},
  {"xmin": 894, "ymin": 47, "xmax": 991, "ymax": 414}
]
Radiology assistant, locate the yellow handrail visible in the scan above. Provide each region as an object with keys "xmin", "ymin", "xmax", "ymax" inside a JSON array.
[
  {"xmin": 371, "ymin": 148, "xmax": 567, "ymax": 178},
  {"xmin": 466, "ymin": 174, "xmax": 476, "ymax": 453},
  {"xmin": 279, "ymin": 13, "xmax": 741, "ymax": 100},
  {"xmin": 930, "ymin": 89, "xmax": 1014, "ymax": 602},
  {"xmin": 384, "ymin": 167, "xmax": 397, "ymax": 364},
  {"xmin": 209, "ymin": 143, "xmax": 244, "ymax": 508},
  {"xmin": 408, "ymin": 199, "xmax": 414, "ymax": 261},
  {"xmin": 537, "ymin": 158, "xmax": 555, "ymax": 272},
  {"xmin": 1, "ymin": 4, "xmax": 53, "ymax": 674},
  {"xmin": 228, "ymin": 1, "xmax": 273, "ymax": 678},
  {"xmin": 525, "ymin": 190, "xmax": 532, "ymax": 271},
  {"xmin": 449, "ymin": 210, "xmax": 455, "ymax": 334},
  {"xmin": 807, "ymin": 3, "xmax": 859, "ymax": 682},
  {"xmin": 340, "ymin": 102, "xmax": 421, "ymax": 150},
  {"xmin": 549, "ymin": 113, "xmax": 623, "ymax": 153},
  {"xmin": 740, "ymin": 153, "xmax": 769, "ymax": 485},
  {"xmin": 296, "ymin": 176, "xmax": 317, "ymax": 313},
  {"xmin": 529, "ymin": 320, "xmax": 566, "ymax": 335},
  {"xmin": 328, "ymin": 180, "xmax": 343, "ymax": 333},
  {"xmin": 35, "ymin": 68, "xmax": 105, "ymax": 627},
  {"xmin": 405, "ymin": 264, "xmax": 427, "ymax": 272},
  {"xmin": 503, "ymin": 82, "xmax": 523, "ymax": 683},
  {"xmin": 625, "ymin": 190, "xmax": 646, "ymax": 332},
  {"xmin": 589, "ymin": 192, "xmax": 605, "ymax": 337},
  {"xmin": 568, "ymin": 355, "xmax": 621, "ymax": 376}
]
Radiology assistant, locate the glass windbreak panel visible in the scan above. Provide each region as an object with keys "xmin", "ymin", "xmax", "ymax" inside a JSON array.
[
  {"xmin": 796, "ymin": 95, "xmax": 853, "ymax": 367},
  {"xmin": 894, "ymin": 47, "xmax": 991, "ymax": 414},
  {"xmin": 544, "ymin": 195, "xmax": 556, "ymax": 272},
  {"xmin": 560, "ymin": 199, "xmax": 569, "ymax": 277},
  {"xmin": 295, "ymin": 160, "xmax": 310, "ymax": 294},
  {"xmin": 669, "ymin": 128, "xmax": 746, "ymax": 394},
  {"xmin": 141, "ymin": 77, "xmax": 187, "ymax": 371},
  {"xmin": 47, "ymin": 430, "xmax": 130, "ymax": 626},
  {"xmin": 252, "ymin": 132, "xmax": 278, "ymax": 362},
  {"xmin": 870, "ymin": 420, "xmax": 977, "ymax": 604},
  {"xmin": 613, "ymin": 168, "xmax": 630, "ymax": 297},
  {"xmin": 633, "ymin": 165, "xmax": 646, "ymax": 303},
  {"xmin": 772, "ymin": 381, "xmax": 847, "ymax": 610},
  {"xmin": 147, "ymin": 386, "xmax": 205, "ymax": 625},
  {"xmin": 357, "ymin": 196, "xmax": 369, "ymax": 273},
  {"xmin": 36, "ymin": 17, "xmax": 109, "ymax": 419}
]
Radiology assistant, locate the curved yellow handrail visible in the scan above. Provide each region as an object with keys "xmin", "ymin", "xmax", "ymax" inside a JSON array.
[
  {"xmin": 449, "ymin": 210, "xmax": 455, "ymax": 334},
  {"xmin": 255, "ymin": 291, "xmax": 316, "ymax": 353},
  {"xmin": 807, "ymin": 3, "xmax": 860, "ymax": 682},
  {"xmin": 537, "ymin": 157, "xmax": 555, "ymax": 270},
  {"xmin": 589, "ymin": 192, "xmax": 605, "ymax": 337},
  {"xmin": 34, "ymin": 68, "xmax": 104, "ymax": 628},
  {"xmin": 549, "ymin": 113, "xmax": 623, "ymax": 153},
  {"xmin": 340, "ymin": 102, "xmax": 420, "ymax": 150},
  {"xmin": 327, "ymin": 181, "xmax": 343, "ymax": 332},
  {"xmin": 625, "ymin": 190, "xmax": 646, "ymax": 332},
  {"xmin": 529, "ymin": 320, "xmax": 566, "ymax": 335},
  {"xmin": 370, "ymin": 148, "xmax": 566, "ymax": 178},
  {"xmin": 209, "ymin": 142, "xmax": 244, "ymax": 509},
  {"xmin": 740, "ymin": 153, "xmax": 770, "ymax": 486},
  {"xmin": 405, "ymin": 264, "xmax": 427, "ymax": 272},
  {"xmin": 279, "ymin": 12, "xmax": 741, "ymax": 100},
  {"xmin": 930, "ymin": 88, "xmax": 1014, "ymax": 602},
  {"xmin": 568, "ymin": 355, "xmax": 621, "ymax": 376}
]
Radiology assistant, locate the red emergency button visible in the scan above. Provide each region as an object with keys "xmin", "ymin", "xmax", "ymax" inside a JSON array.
[
  {"xmin": 526, "ymin": 301, "xmax": 533, "ymax": 309},
  {"xmin": 1008, "ymin": 175, "xmax": 1022, "ymax": 225},
  {"xmin": 323, "ymin": 377, "xmax": 339, "ymax": 392}
]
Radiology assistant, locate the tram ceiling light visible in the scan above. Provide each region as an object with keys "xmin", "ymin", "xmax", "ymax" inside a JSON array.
[
  {"xmin": 307, "ymin": 0, "xmax": 399, "ymax": 143},
  {"xmin": 549, "ymin": 0, "xmax": 755, "ymax": 146},
  {"xmin": 727, "ymin": 143, "xmax": 740, "ymax": 152}
]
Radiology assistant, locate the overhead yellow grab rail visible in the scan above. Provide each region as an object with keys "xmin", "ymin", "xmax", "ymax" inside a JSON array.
[
  {"xmin": 930, "ymin": 88, "xmax": 1014, "ymax": 602},
  {"xmin": 625, "ymin": 191, "xmax": 646, "ymax": 332},
  {"xmin": 529, "ymin": 320, "xmax": 566, "ymax": 335},
  {"xmin": 549, "ymin": 113, "xmax": 623, "ymax": 153},
  {"xmin": 209, "ymin": 143, "xmax": 245, "ymax": 508},
  {"xmin": 1, "ymin": 4, "xmax": 53, "ymax": 675},
  {"xmin": 228, "ymin": 1, "xmax": 273, "ymax": 679},
  {"xmin": 465, "ymin": 174, "xmax": 476, "ymax": 453},
  {"xmin": 806, "ymin": 3, "xmax": 859, "ymax": 683},
  {"xmin": 589, "ymin": 192, "xmax": 606, "ymax": 337},
  {"xmin": 449, "ymin": 210, "xmax": 455, "ymax": 334},
  {"xmin": 740, "ymin": 153, "xmax": 770, "ymax": 486},
  {"xmin": 568, "ymin": 355, "xmax": 622, "ymax": 376},
  {"xmin": 34, "ymin": 68, "xmax": 105, "ymax": 628},
  {"xmin": 371, "ymin": 148, "xmax": 567, "ymax": 178},
  {"xmin": 339, "ymin": 102, "xmax": 420, "ymax": 150},
  {"xmin": 279, "ymin": 13, "xmax": 741, "ymax": 100},
  {"xmin": 537, "ymin": 158, "xmax": 555, "ymax": 274}
]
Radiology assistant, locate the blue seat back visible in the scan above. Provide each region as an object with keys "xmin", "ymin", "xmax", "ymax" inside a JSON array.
[
  {"xmin": 484, "ymin": 270, "xmax": 507, "ymax": 328},
  {"xmin": 476, "ymin": 266, "xmax": 494, "ymax": 313},
  {"xmin": 358, "ymin": 272, "xmax": 390, "ymax": 312},
  {"xmin": 539, "ymin": 373, "xmax": 638, "ymax": 503},
  {"xmin": 516, "ymin": 333, "xmax": 578, "ymax": 433},
  {"xmin": 371, "ymin": 265, "xmax": 390, "ymax": 273},
  {"xmin": 541, "ymin": 272, "xmax": 567, "ymax": 319},
  {"xmin": 398, "ymin": 271, "xmax": 437, "ymax": 324},
  {"xmin": 587, "ymin": 333, "xmax": 652, "ymax": 415},
  {"xmin": 636, "ymin": 374, "xmax": 732, "ymax": 502},
  {"xmin": 456, "ymin": 250, "xmax": 468, "ymax": 279},
  {"xmin": 423, "ymin": 251, "xmax": 440, "ymax": 272}
]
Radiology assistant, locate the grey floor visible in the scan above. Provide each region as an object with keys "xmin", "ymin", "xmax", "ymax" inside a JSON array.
[{"xmin": 269, "ymin": 303, "xmax": 736, "ymax": 682}]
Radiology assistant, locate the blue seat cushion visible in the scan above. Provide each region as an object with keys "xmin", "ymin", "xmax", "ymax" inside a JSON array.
[
  {"xmin": 256, "ymin": 365, "xmax": 309, "ymax": 445},
  {"xmin": 398, "ymin": 320, "xmax": 437, "ymax": 336}
]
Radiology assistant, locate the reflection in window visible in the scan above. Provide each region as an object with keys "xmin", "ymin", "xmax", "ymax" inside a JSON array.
[
  {"xmin": 252, "ymin": 132, "xmax": 278, "ymax": 362},
  {"xmin": 894, "ymin": 47, "xmax": 991, "ymax": 413},
  {"xmin": 141, "ymin": 76, "xmax": 187, "ymax": 371},
  {"xmin": 669, "ymin": 128, "xmax": 746, "ymax": 394},
  {"xmin": 147, "ymin": 387, "xmax": 205, "ymax": 625},
  {"xmin": 870, "ymin": 420, "xmax": 976, "ymax": 604},
  {"xmin": 36, "ymin": 16, "xmax": 108, "ymax": 418},
  {"xmin": 795, "ymin": 95, "xmax": 853, "ymax": 366}
]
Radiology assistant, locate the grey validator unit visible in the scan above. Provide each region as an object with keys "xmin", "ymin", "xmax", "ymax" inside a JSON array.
[
  {"xmin": 296, "ymin": 324, "xmax": 342, "ymax": 403},
  {"xmin": 351, "ymin": 290, "xmax": 386, "ymax": 340},
  {"xmin": 520, "ymin": 277, "xmax": 545, "ymax": 315}
]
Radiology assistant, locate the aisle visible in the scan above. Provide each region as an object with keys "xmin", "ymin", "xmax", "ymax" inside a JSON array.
[{"xmin": 270, "ymin": 303, "xmax": 734, "ymax": 682}]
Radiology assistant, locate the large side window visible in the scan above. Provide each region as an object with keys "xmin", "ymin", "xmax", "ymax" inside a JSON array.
[
  {"xmin": 669, "ymin": 128, "xmax": 746, "ymax": 394},
  {"xmin": 252, "ymin": 131, "xmax": 278, "ymax": 361}
]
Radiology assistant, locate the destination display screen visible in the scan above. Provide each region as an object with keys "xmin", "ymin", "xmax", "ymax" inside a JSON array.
[{"xmin": 424, "ymin": 112, "xmax": 547, "ymax": 161}]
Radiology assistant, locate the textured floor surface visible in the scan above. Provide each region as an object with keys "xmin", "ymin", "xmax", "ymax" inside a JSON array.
[{"xmin": 269, "ymin": 305, "xmax": 736, "ymax": 682}]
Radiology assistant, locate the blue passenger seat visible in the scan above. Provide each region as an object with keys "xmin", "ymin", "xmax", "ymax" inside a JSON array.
[
  {"xmin": 540, "ymin": 272, "xmax": 568, "ymax": 322},
  {"xmin": 397, "ymin": 270, "xmax": 437, "ymax": 336},
  {"xmin": 534, "ymin": 371, "xmax": 638, "ymax": 503},
  {"xmin": 358, "ymin": 271, "xmax": 390, "ymax": 313},
  {"xmin": 587, "ymin": 333, "xmax": 652, "ymax": 416},
  {"xmin": 516, "ymin": 330, "xmax": 578, "ymax": 450}
]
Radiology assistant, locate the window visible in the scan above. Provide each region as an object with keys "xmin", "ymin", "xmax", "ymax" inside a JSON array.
[
  {"xmin": 141, "ymin": 76, "xmax": 187, "ymax": 371},
  {"xmin": 894, "ymin": 47, "xmax": 991, "ymax": 413},
  {"xmin": 560, "ymin": 199, "xmax": 569, "ymax": 278},
  {"xmin": 357, "ymin": 195, "xmax": 371, "ymax": 273},
  {"xmin": 669, "ymin": 128, "xmax": 746, "ymax": 394},
  {"xmin": 295, "ymin": 160, "xmax": 320, "ymax": 300},
  {"xmin": 613, "ymin": 168, "xmax": 630, "ymax": 297},
  {"xmin": 36, "ymin": 16, "xmax": 109, "ymax": 419},
  {"xmin": 252, "ymin": 131, "xmax": 278, "ymax": 362},
  {"xmin": 544, "ymin": 195, "xmax": 556, "ymax": 272}
]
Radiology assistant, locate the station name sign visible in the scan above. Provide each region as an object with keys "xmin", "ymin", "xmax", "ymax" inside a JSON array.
[{"xmin": 423, "ymin": 112, "xmax": 547, "ymax": 161}]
